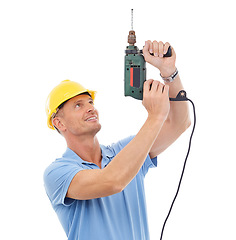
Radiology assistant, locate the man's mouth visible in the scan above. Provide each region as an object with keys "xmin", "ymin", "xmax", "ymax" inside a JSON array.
[{"xmin": 85, "ymin": 116, "xmax": 98, "ymax": 122}]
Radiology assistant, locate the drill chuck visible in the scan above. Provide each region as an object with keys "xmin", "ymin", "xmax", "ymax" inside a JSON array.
[{"xmin": 128, "ymin": 30, "xmax": 136, "ymax": 45}]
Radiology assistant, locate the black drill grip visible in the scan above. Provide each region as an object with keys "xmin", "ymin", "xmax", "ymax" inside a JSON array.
[{"xmin": 140, "ymin": 46, "xmax": 172, "ymax": 57}]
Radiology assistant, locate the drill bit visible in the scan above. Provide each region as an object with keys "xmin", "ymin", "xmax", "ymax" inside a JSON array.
[
  {"xmin": 128, "ymin": 9, "xmax": 136, "ymax": 45},
  {"xmin": 131, "ymin": 9, "xmax": 133, "ymax": 30}
]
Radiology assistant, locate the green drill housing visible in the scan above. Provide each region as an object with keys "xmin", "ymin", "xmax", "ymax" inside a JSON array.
[{"xmin": 124, "ymin": 45, "xmax": 146, "ymax": 100}]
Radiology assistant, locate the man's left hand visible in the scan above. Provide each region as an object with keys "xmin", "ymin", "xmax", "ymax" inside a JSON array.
[{"xmin": 142, "ymin": 40, "xmax": 176, "ymax": 78}]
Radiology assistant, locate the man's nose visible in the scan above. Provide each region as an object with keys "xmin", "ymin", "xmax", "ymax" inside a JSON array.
[{"xmin": 86, "ymin": 104, "xmax": 95, "ymax": 113}]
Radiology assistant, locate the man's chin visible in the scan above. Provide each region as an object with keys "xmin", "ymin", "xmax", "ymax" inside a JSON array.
[{"xmin": 91, "ymin": 123, "xmax": 102, "ymax": 136}]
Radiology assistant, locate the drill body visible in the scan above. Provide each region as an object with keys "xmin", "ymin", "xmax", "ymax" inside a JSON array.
[
  {"xmin": 124, "ymin": 44, "xmax": 146, "ymax": 100},
  {"xmin": 124, "ymin": 30, "xmax": 146, "ymax": 100}
]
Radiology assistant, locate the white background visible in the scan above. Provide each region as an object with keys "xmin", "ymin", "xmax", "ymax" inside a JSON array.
[{"xmin": 1, "ymin": 0, "xmax": 235, "ymax": 239}]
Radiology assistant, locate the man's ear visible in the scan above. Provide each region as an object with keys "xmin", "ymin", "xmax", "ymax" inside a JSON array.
[{"xmin": 52, "ymin": 117, "xmax": 66, "ymax": 132}]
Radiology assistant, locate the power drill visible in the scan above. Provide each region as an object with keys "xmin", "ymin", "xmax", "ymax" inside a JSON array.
[{"xmin": 124, "ymin": 9, "xmax": 172, "ymax": 100}]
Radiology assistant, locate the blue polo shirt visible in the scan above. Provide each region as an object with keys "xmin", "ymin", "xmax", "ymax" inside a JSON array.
[{"xmin": 44, "ymin": 136, "xmax": 157, "ymax": 240}]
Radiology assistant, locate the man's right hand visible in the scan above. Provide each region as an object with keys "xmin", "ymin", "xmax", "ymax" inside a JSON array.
[{"xmin": 142, "ymin": 79, "xmax": 170, "ymax": 123}]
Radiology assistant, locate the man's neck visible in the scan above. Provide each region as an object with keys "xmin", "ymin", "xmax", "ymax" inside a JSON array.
[{"xmin": 66, "ymin": 135, "xmax": 102, "ymax": 168}]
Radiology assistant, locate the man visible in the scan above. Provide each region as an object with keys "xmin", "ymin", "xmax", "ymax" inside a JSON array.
[{"xmin": 44, "ymin": 40, "xmax": 191, "ymax": 240}]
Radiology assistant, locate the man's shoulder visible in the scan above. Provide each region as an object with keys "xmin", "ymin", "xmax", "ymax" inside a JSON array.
[
  {"xmin": 111, "ymin": 135, "xmax": 135, "ymax": 149},
  {"xmin": 100, "ymin": 136, "xmax": 135, "ymax": 155},
  {"xmin": 43, "ymin": 149, "xmax": 84, "ymax": 182},
  {"xmin": 43, "ymin": 158, "xmax": 73, "ymax": 181}
]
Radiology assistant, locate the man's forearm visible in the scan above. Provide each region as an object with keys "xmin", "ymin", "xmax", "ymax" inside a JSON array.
[
  {"xmin": 141, "ymin": 41, "xmax": 191, "ymax": 158},
  {"xmin": 148, "ymin": 72, "xmax": 191, "ymax": 158},
  {"xmin": 165, "ymin": 73, "xmax": 191, "ymax": 125},
  {"xmin": 103, "ymin": 116, "xmax": 164, "ymax": 191}
]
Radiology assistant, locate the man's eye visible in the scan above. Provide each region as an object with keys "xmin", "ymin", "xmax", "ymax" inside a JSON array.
[
  {"xmin": 75, "ymin": 104, "xmax": 80, "ymax": 108},
  {"xmin": 89, "ymin": 100, "xmax": 94, "ymax": 105}
]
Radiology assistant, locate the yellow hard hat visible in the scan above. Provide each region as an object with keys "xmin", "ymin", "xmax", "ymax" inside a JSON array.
[{"xmin": 46, "ymin": 80, "xmax": 96, "ymax": 130}]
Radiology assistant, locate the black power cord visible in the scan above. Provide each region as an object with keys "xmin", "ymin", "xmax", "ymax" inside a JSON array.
[{"xmin": 160, "ymin": 90, "xmax": 196, "ymax": 240}]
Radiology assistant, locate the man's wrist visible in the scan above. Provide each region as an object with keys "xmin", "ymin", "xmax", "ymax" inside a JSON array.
[
  {"xmin": 160, "ymin": 66, "xmax": 177, "ymax": 78},
  {"xmin": 160, "ymin": 68, "xmax": 178, "ymax": 83},
  {"xmin": 147, "ymin": 113, "xmax": 167, "ymax": 127}
]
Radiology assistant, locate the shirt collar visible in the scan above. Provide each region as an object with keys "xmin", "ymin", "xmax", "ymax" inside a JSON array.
[
  {"xmin": 100, "ymin": 144, "xmax": 115, "ymax": 168},
  {"xmin": 62, "ymin": 145, "xmax": 115, "ymax": 167},
  {"xmin": 100, "ymin": 144, "xmax": 114, "ymax": 159},
  {"xmin": 62, "ymin": 148, "xmax": 81, "ymax": 161}
]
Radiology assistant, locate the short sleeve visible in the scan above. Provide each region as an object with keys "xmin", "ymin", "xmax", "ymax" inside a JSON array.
[
  {"xmin": 141, "ymin": 154, "xmax": 157, "ymax": 176},
  {"xmin": 43, "ymin": 161, "xmax": 83, "ymax": 208}
]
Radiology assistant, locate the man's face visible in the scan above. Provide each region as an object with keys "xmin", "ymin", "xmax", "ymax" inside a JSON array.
[{"xmin": 55, "ymin": 94, "xmax": 101, "ymax": 137}]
